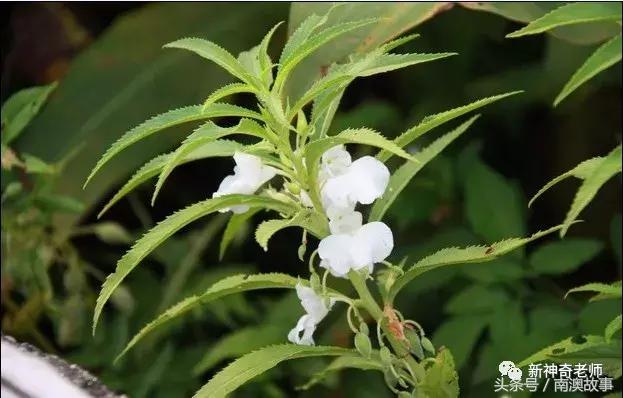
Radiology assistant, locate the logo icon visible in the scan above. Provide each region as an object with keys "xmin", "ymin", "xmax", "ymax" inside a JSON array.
[{"xmin": 499, "ymin": 361, "xmax": 523, "ymax": 381}]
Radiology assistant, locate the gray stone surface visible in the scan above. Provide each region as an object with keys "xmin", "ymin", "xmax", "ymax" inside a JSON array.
[{"xmin": 1, "ymin": 335, "xmax": 125, "ymax": 398}]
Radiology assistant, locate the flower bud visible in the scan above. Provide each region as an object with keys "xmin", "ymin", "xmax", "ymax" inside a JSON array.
[
  {"xmin": 359, "ymin": 322, "xmax": 369, "ymax": 336},
  {"xmin": 405, "ymin": 328, "xmax": 424, "ymax": 360},
  {"xmin": 354, "ymin": 332, "xmax": 372, "ymax": 358},
  {"xmin": 421, "ymin": 336, "xmax": 435, "ymax": 354},
  {"xmin": 380, "ymin": 346, "xmax": 392, "ymax": 365}
]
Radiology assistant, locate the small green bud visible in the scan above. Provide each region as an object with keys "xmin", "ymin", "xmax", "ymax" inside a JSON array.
[
  {"xmin": 421, "ymin": 336, "xmax": 435, "ymax": 355},
  {"xmin": 285, "ymin": 182, "xmax": 300, "ymax": 195},
  {"xmin": 359, "ymin": 322, "xmax": 369, "ymax": 336},
  {"xmin": 310, "ymin": 273, "xmax": 322, "ymax": 292},
  {"xmin": 380, "ymin": 346, "xmax": 392, "ymax": 365},
  {"xmin": 297, "ymin": 242, "xmax": 306, "ymax": 261},
  {"xmin": 405, "ymin": 328, "xmax": 424, "ymax": 360},
  {"xmin": 354, "ymin": 332, "xmax": 372, "ymax": 358}
]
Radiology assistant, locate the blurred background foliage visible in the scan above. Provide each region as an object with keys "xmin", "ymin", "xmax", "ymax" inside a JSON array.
[{"xmin": 1, "ymin": 2, "xmax": 620, "ymax": 397}]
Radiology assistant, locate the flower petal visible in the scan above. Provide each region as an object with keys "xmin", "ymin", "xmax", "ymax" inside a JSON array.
[
  {"xmin": 288, "ymin": 314, "xmax": 315, "ymax": 345},
  {"xmin": 318, "ymin": 234, "xmax": 355, "ymax": 277},
  {"xmin": 345, "ymin": 156, "xmax": 389, "ymax": 204},
  {"xmin": 355, "ymin": 221, "xmax": 394, "ymax": 263}
]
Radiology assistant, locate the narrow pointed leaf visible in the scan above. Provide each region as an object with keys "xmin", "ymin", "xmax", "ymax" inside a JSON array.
[
  {"xmin": 389, "ymin": 224, "xmax": 567, "ymax": 302},
  {"xmin": 565, "ymin": 282, "xmax": 622, "ymax": 300},
  {"xmin": 93, "ymin": 195, "xmax": 296, "ymax": 333},
  {"xmin": 255, "ymin": 210, "xmax": 326, "ymax": 251},
  {"xmin": 193, "ymin": 345, "xmax": 353, "ymax": 398},
  {"xmin": 306, "ymin": 127, "xmax": 415, "ymax": 172},
  {"xmin": 528, "ymin": 157, "xmax": 604, "ymax": 207},
  {"xmin": 370, "ymin": 115, "xmax": 478, "ymax": 222},
  {"xmin": 555, "ymin": 34, "xmax": 622, "ymax": 106},
  {"xmin": 116, "ymin": 273, "xmax": 300, "ymax": 360},
  {"xmin": 378, "ymin": 91, "xmax": 522, "ymax": 162},
  {"xmin": 164, "ymin": 37, "xmax": 257, "ymax": 86},
  {"xmin": 202, "ymin": 83, "xmax": 254, "ymax": 111},
  {"xmin": 357, "ymin": 52, "xmax": 457, "ymax": 76},
  {"xmin": 258, "ymin": 22, "xmax": 284, "ymax": 86},
  {"xmin": 84, "ymin": 104, "xmax": 261, "ymax": 187},
  {"xmin": 561, "ymin": 145, "xmax": 621, "ymax": 236},
  {"xmin": 280, "ymin": 13, "xmax": 328, "ymax": 67},
  {"xmin": 506, "ymin": 3, "xmax": 622, "ymax": 38},
  {"xmin": 275, "ymin": 19, "xmax": 377, "ymax": 90}
]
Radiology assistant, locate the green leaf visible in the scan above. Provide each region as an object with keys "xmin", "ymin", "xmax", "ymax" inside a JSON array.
[
  {"xmin": 257, "ymin": 22, "xmax": 284, "ymax": 86},
  {"xmin": 462, "ymin": 150, "xmax": 526, "ymax": 243},
  {"xmin": 529, "ymin": 238, "xmax": 602, "ymax": 274},
  {"xmin": 555, "ymin": 34, "xmax": 622, "ymax": 106},
  {"xmin": 432, "ymin": 316, "xmax": 487, "ymax": 369},
  {"xmin": 219, "ymin": 209, "xmax": 260, "ymax": 260},
  {"xmin": 193, "ymin": 345, "xmax": 353, "ymax": 398},
  {"xmin": 605, "ymin": 315, "xmax": 622, "ymax": 342},
  {"xmin": 562, "ymin": 145, "xmax": 622, "ymax": 236},
  {"xmin": 201, "ymin": 83, "xmax": 255, "ymax": 110},
  {"xmin": 93, "ymin": 194, "xmax": 295, "ymax": 333},
  {"xmin": 463, "ymin": 2, "xmax": 621, "ymax": 45},
  {"xmin": 275, "ymin": 18, "xmax": 378, "ymax": 91},
  {"xmin": 1, "ymin": 82, "xmax": 57, "ymax": 145},
  {"xmin": 98, "ymin": 139, "xmax": 242, "ymax": 218},
  {"xmin": 418, "ymin": 348, "xmax": 459, "ymax": 398},
  {"xmin": 529, "ymin": 156, "xmax": 603, "ymax": 207},
  {"xmin": 306, "ymin": 127, "xmax": 415, "ymax": 172},
  {"xmin": 389, "ymin": 224, "xmax": 566, "ymax": 302},
  {"xmin": 369, "ymin": 115, "xmax": 478, "ymax": 222},
  {"xmin": 255, "ymin": 210, "xmax": 326, "ymax": 250},
  {"xmin": 151, "ymin": 120, "xmax": 267, "ymax": 205},
  {"xmin": 566, "ymin": 281, "xmax": 622, "ymax": 300},
  {"xmin": 357, "ymin": 52, "xmax": 457, "ymax": 77},
  {"xmin": 378, "ymin": 91, "xmax": 522, "ymax": 162},
  {"xmin": 194, "ymin": 324, "xmax": 288, "ymax": 374},
  {"xmin": 117, "ymin": 273, "xmax": 300, "ymax": 360},
  {"xmin": 280, "ymin": 13, "xmax": 329, "ymax": 69},
  {"xmin": 84, "ymin": 104, "xmax": 261, "ymax": 187},
  {"xmin": 164, "ymin": 38, "xmax": 257, "ymax": 86},
  {"xmin": 297, "ymin": 354, "xmax": 383, "ymax": 391},
  {"xmin": 506, "ymin": 3, "xmax": 622, "ymax": 38},
  {"xmin": 517, "ymin": 334, "xmax": 621, "ymax": 378}
]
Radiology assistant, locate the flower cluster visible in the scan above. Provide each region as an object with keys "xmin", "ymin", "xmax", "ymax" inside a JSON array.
[{"xmin": 213, "ymin": 145, "xmax": 394, "ymax": 345}]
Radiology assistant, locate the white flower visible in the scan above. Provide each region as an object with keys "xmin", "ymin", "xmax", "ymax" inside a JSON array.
[
  {"xmin": 288, "ymin": 283, "xmax": 334, "ymax": 345},
  {"xmin": 318, "ymin": 217, "xmax": 394, "ymax": 278},
  {"xmin": 321, "ymin": 154, "xmax": 389, "ymax": 211},
  {"xmin": 213, "ymin": 152, "xmax": 276, "ymax": 213}
]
